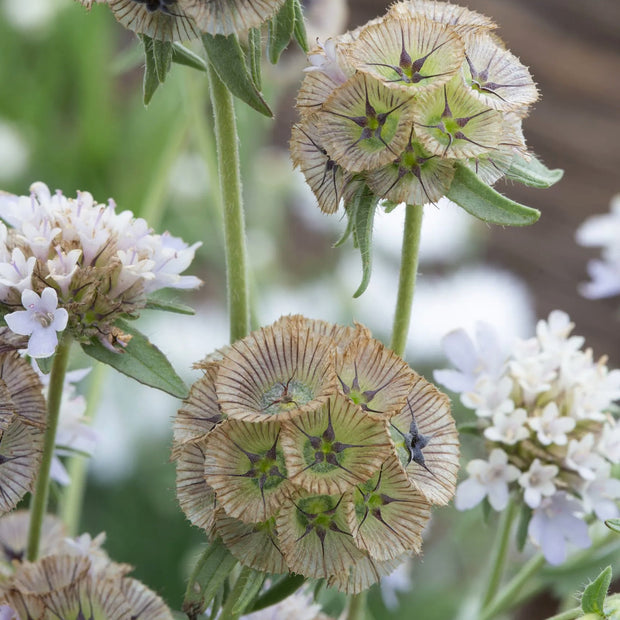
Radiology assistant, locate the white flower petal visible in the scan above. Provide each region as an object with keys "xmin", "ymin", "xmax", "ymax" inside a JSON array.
[
  {"xmin": 4, "ymin": 310, "xmax": 35, "ymax": 336},
  {"xmin": 27, "ymin": 326, "xmax": 59, "ymax": 358}
]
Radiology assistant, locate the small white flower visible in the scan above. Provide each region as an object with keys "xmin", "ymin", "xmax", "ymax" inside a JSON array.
[
  {"xmin": 305, "ymin": 38, "xmax": 349, "ymax": 85},
  {"xmin": 484, "ymin": 408, "xmax": 529, "ymax": 445},
  {"xmin": 380, "ymin": 560, "xmax": 412, "ymax": 610},
  {"xmin": 528, "ymin": 492, "xmax": 590, "ymax": 565},
  {"xmin": 0, "ymin": 248, "xmax": 36, "ymax": 292},
  {"xmin": 455, "ymin": 448, "xmax": 520, "ymax": 511},
  {"xmin": 535, "ymin": 310, "xmax": 584, "ymax": 357},
  {"xmin": 4, "ymin": 287, "xmax": 68, "ymax": 358},
  {"xmin": 565, "ymin": 434, "xmax": 606, "ymax": 481},
  {"xmin": 0, "ymin": 605, "xmax": 17, "ymax": 620},
  {"xmin": 598, "ymin": 419, "xmax": 620, "ymax": 463},
  {"xmin": 46, "ymin": 248, "xmax": 82, "ymax": 296},
  {"xmin": 461, "ymin": 375, "xmax": 514, "ymax": 419},
  {"xmin": 242, "ymin": 588, "xmax": 323, "ymax": 620},
  {"xmin": 579, "ymin": 468, "xmax": 620, "ymax": 521},
  {"xmin": 528, "ymin": 402, "xmax": 575, "ymax": 446},
  {"xmin": 518, "ymin": 459, "xmax": 558, "ymax": 508}
]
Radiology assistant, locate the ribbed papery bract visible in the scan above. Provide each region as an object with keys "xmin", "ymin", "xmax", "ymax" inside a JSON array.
[
  {"xmin": 10, "ymin": 554, "xmax": 91, "ymax": 596},
  {"xmin": 172, "ymin": 362, "xmax": 223, "ymax": 454},
  {"xmin": 181, "ymin": 0, "xmax": 285, "ymax": 36},
  {"xmin": 0, "ymin": 512, "xmax": 65, "ymax": 572},
  {"xmin": 0, "ymin": 351, "xmax": 46, "ymax": 429},
  {"xmin": 297, "ymin": 70, "xmax": 343, "ymax": 114},
  {"xmin": 0, "ymin": 381, "xmax": 14, "ymax": 434},
  {"xmin": 327, "ymin": 551, "xmax": 410, "ymax": 594},
  {"xmin": 388, "ymin": 0, "xmax": 497, "ymax": 32},
  {"xmin": 121, "ymin": 577, "xmax": 175, "ymax": 620},
  {"xmin": 464, "ymin": 113, "xmax": 527, "ymax": 185},
  {"xmin": 367, "ymin": 134, "xmax": 455, "ymax": 205},
  {"xmin": 215, "ymin": 319, "xmax": 337, "ymax": 422},
  {"xmin": 175, "ymin": 440, "xmax": 217, "ymax": 536},
  {"xmin": 414, "ymin": 76, "xmax": 502, "ymax": 159},
  {"xmin": 290, "ymin": 117, "xmax": 352, "ymax": 215},
  {"xmin": 461, "ymin": 32, "xmax": 538, "ymax": 112},
  {"xmin": 281, "ymin": 394, "xmax": 393, "ymax": 495},
  {"xmin": 336, "ymin": 336, "xmax": 417, "ymax": 418},
  {"xmin": 0, "ymin": 420, "xmax": 45, "ymax": 515},
  {"xmin": 277, "ymin": 492, "xmax": 365, "ymax": 580},
  {"xmin": 390, "ymin": 375, "xmax": 459, "ymax": 505},
  {"xmin": 215, "ymin": 511, "xmax": 287, "ymax": 574},
  {"xmin": 319, "ymin": 74, "xmax": 416, "ymax": 173},
  {"xmin": 107, "ymin": 0, "xmax": 200, "ymax": 41},
  {"xmin": 344, "ymin": 16, "xmax": 464, "ymax": 97},
  {"xmin": 346, "ymin": 458, "xmax": 430, "ymax": 561},
  {"xmin": 205, "ymin": 418, "xmax": 293, "ymax": 523}
]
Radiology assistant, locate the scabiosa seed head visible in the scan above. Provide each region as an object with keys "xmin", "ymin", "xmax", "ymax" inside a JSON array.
[
  {"xmin": 292, "ymin": 1, "xmax": 539, "ymax": 213},
  {"xmin": 173, "ymin": 315, "xmax": 459, "ymax": 592},
  {"xmin": 0, "ymin": 182, "xmax": 201, "ymax": 353},
  {"xmin": 436, "ymin": 311, "xmax": 620, "ymax": 564}
]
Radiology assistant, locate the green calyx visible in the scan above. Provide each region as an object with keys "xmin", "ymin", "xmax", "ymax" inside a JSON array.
[{"xmin": 260, "ymin": 379, "xmax": 314, "ymax": 415}]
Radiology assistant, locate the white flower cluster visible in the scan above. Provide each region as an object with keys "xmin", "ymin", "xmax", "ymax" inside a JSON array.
[
  {"xmin": 577, "ymin": 194, "xmax": 620, "ymax": 299},
  {"xmin": 0, "ymin": 182, "xmax": 201, "ymax": 357},
  {"xmin": 435, "ymin": 311, "xmax": 620, "ymax": 564}
]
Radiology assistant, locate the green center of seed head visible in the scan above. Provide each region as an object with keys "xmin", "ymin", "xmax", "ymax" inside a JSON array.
[{"xmin": 260, "ymin": 378, "xmax": 314, "ymax": 415}]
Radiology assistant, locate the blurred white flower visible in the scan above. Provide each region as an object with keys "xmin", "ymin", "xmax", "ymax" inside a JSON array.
[
  {"xmin": 0, "ymin": 121, "xmax": 29, "ymax": 182},
  {"xmin": 528, "ymin": 493, "xmax": 590, "ymax": 565},
  {"xmin": 2, "ymin": 0, "xmax": 70, "ymax": 33},
  {"xmin": 564, "ymin": 435, "xmax": 605, "ymax": 481},
  {"xmin": 576, "ymin": 194, "xmax": 620, "ymax": 299},
  {"xmin": 518, "ymin": 459, "xmax": 558, "ymax": 509},
  {"xmin": 528, "ymin": 402, "xmax": 575, "ymax": 446},
  {"xmin": 380, "ymin": 560, "xmax": 412, "ymax": 610},
  {"xmin": 484, "ymin": 409, "xmax": 529, "ymax": 445},
  {"xmin": 5, "ymin": 287, "xmax": 68, "ymax": 358},
  {"xmin": 241, "ymin": 588, "xmax": 323, "ymax": 620},
  {"xmin": 455, "ymin": 449, "xmax": 520, "ymax": 511},
  {"xmin": 579, "ymin": 472, "xmax": 620, "ymax": 521}
]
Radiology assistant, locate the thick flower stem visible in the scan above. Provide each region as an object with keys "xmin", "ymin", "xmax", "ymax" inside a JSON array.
[
  {"xmin": 346, "ymin": 591, "xmax": 367, "ymax": 620},
  {"xmin": 545, "ymin": 609, "xmax": 582, "ymax": 620},
  {"xmin": 480, "ymin": 553, "xmax": 545, "ymax": 620},
  {"xmin": 390, "ymin": 204, "xmax": 424, "ymax": 357},
  {"xmin": 60, "ymin": 362, "xmax": 107, "ymax": 536},
  {"xmin": 481, "ymin": 498, "xmax": 518, "ymax": 608},
  {"xmin": 27, "ymin": 335, "xmax": 73, "ymax": 561},
  {"xmin": 206, "ymin": 62, "xmax": 250, "ymax": 342}
]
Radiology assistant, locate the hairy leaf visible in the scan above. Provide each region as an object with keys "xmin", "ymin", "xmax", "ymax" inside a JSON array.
[
  {"xmin": 505, "ymin": 153, "xmax": 564, "ymax": 189},
  {"xmin": 581, "ymin": 566, "xmax": 612, "ymax": 616},
  {"xmin": 172, "ymin": 43, "xmax": 208, "ymax": 72},
  {"xmin": 153, "ymin": 39, "xmax": 173, "ymax": 82},
  {"xmin": 140, "ymin": 35, "xmax": 160, "ymax": 106},
  {"xmin": 249, "ymin": 574, "xmax": 306, "ymax": 612},
  {"xmin": 268, "ymin": 0, "xmax": 295, "ymax": 64},
  {"xmin": 292, "ymin": 0, "xmax": 309, "ymax": 52},
  {"xmin": 145, "ymin": 294, "xmax": 196, "ymax": 315},
  {"xmin": 352, "ymin": 186, "xmax": 379, "ymax": 298}
]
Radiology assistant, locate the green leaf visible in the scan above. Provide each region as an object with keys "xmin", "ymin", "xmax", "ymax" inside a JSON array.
[
  {"xmin": 352, "ymin": 187, "xmax": 379, "ymax": 298},
  {"xmin": 382, "ymin": 199, "xmax": 401, "ymax": 214},
  {"xmin": 505, "ymin": 153, "xmax": 564, "ymax": 189},
  {"xmin": 152, "ymin": 39, "xmax": 173, "ymax": 83},
  {"xmin": 145, "ymin": 294, "xmax": 196, "ymax": 315},
  {"xmin": 202, "ymin": 34, "xmax": 272, "ymax": 117},
  {"xmin": 334, "ymin": 203, "xmax": 356, "ymax": 248},
  {"xmin": 447, "ymin": 163, "xmax": 541, "ymax": 226},
  {"xmin": 456, "ymin": 422, "xmax": 480, "ymax": 435},
  {"xmin": 80, "ymin": 320, "xmax": 188, "ymax": 399},
  {"xmin": 605, "ymin": 519, "xmax": 620, "ymax": 534},
  {"xmin": 221, "ymin": 566, "xmax": 266, "ymax": 617},
  {"xmin": 183, "ymin": 540, "xmax": 238, "ymax": 618},
  {"xmin": 268, "ymin": 0, "xmax": 295, "ymax": 64},
  {"xmin": 247, "ymin": 28, "xmax": 262, "ymax": 90},
  {"xmin": 516, "ymin": 503, "xmax": 532, "ymax": 552},
  {"xmin": 172, "ymin": 42, "xmax": 208, "ymax": 72},
  {"xmin": 581, "ymin": 566, "xmax": 612, "ymax": 615},
  {"xmin": 292, "ymin": 0, "xmax": 309, "ymax": 52},
  {"xmin": 35, "ymin": 356, "xmax": 54, "ymax": 375},
  {"xmin": 250, "ymin": 574, "xmax": 306, "ymax": 612},
  {"xmin": 140, "ymin": 35, "xmax": 160, "ymax": 106}
]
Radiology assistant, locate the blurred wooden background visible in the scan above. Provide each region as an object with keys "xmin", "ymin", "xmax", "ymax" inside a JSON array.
[{"xmin": 310, "ymin": 0, "xmax": 620, "ymax": 364}]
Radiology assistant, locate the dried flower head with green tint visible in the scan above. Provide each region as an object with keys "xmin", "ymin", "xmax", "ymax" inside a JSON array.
[
  {"xmin": 173, "ymin": 315, "xmax": 458, "ymax": 592},
  {"xmin": 0, "ymin": 333, "xmax": 47, "ymax": 516},
  {"xmin": 291, "ymin": 0, "xmax": 538, "ymax": 213}
]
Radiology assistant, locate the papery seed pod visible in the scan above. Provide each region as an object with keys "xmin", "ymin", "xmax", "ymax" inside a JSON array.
[
  {"xmin": 319, "ymin": 73, "xmax": 416, "ymax": 173},
  {"xmin": 345, "ymin": 458, "xmax": 431, "ymax": 560},
  {"xmin": 414, "ymin": 76, "xmax": 502, "ymax": 159},
  {"xmin": 205, "ymin": 418, "xmax": 294, "ymax": 523},
  {"xmin": 390, "ymin": 375, "xmax": 459, "ymax": 505},
  {"xmin": 181, "ymin": 0, "xmax": 286, "ymax": 36},
  {"xmin": 344, "ymin": 16, "xmax": 465, "ymax": 96},
  {"xmin": 281, "ymin": 394, "xmax": 393, "ymax": 495},
  {"xmin": 215, "ymin": 317, "xmax": 337, "ymax": 422}
]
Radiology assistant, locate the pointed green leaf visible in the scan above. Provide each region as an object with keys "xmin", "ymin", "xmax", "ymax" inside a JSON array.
[
  {"xmin": 456, "ymin": 422, "xmax": 481, "ymax": 435},
  {"xmin": 172, "ymin": 43, "xmax": 208, "ymax": 72},
  {"xmin": 221, "ymin": 566, "xmax": 265, "ymax": 617},
  {"xmin": 382, "ymin": 199, "xmax": 401, "ymax": 214},
  {"xmin": 334, "ymin": 201, "xmax": 356, "ymax": 248},
  {"xmin": 81, "ymin": 320, "xmax": 188, "ymax": 398},
  {"xmin": 605, "ymin": 518, "xmax": 620, "ymax": 534},
  {"xmin": 183, "ymin": 540, "xmax": 238, "ymax": 618},
  {"xmin": 292, "ymin": 0, "xmax": 308, "ymax": 52},
  {"xmin": 153, "ymin": 39, "xmax": 173, "ymax": 82},
  {"xmin": 249, "ymin": 574, "xmax": 306, "ymax": 612},
  {"xmin": 247, "ymin": 28, "xmax": 262, "ymax": 90},
  {"xmin": 35, "ymin": 356, "xmax": 54, "ymax": 375},
  {"xmin": 352, "ymin": 187, "xmax": 379, "ymax": 298},
  {"xmin": 140, "ymin": 35, "xmax": 160, "ymax": 106},
  {"xmin": 505, "ymin": 153, "xmax": 564, "ymax": 189},
  {"xmin": 268, "ymin": 0, "xmax": 295, "ymax": 64},
  {"xmin": 145, "ymin": 294, "xmax": 196, "ymax": 315},
  {"xmin": 447, "ymin": 163, "xmax": 541, "ymax": 226},
  {"xmin": 516, "ymin": 503, "xmax": 532, "ymax": 552},
  {"xmin": 202, "ymin": 34, "xmax": 272, "ymax": 117},
  {"xmin": 581, "ymin": 566, "xmax": 612, "ymax": 615}
]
